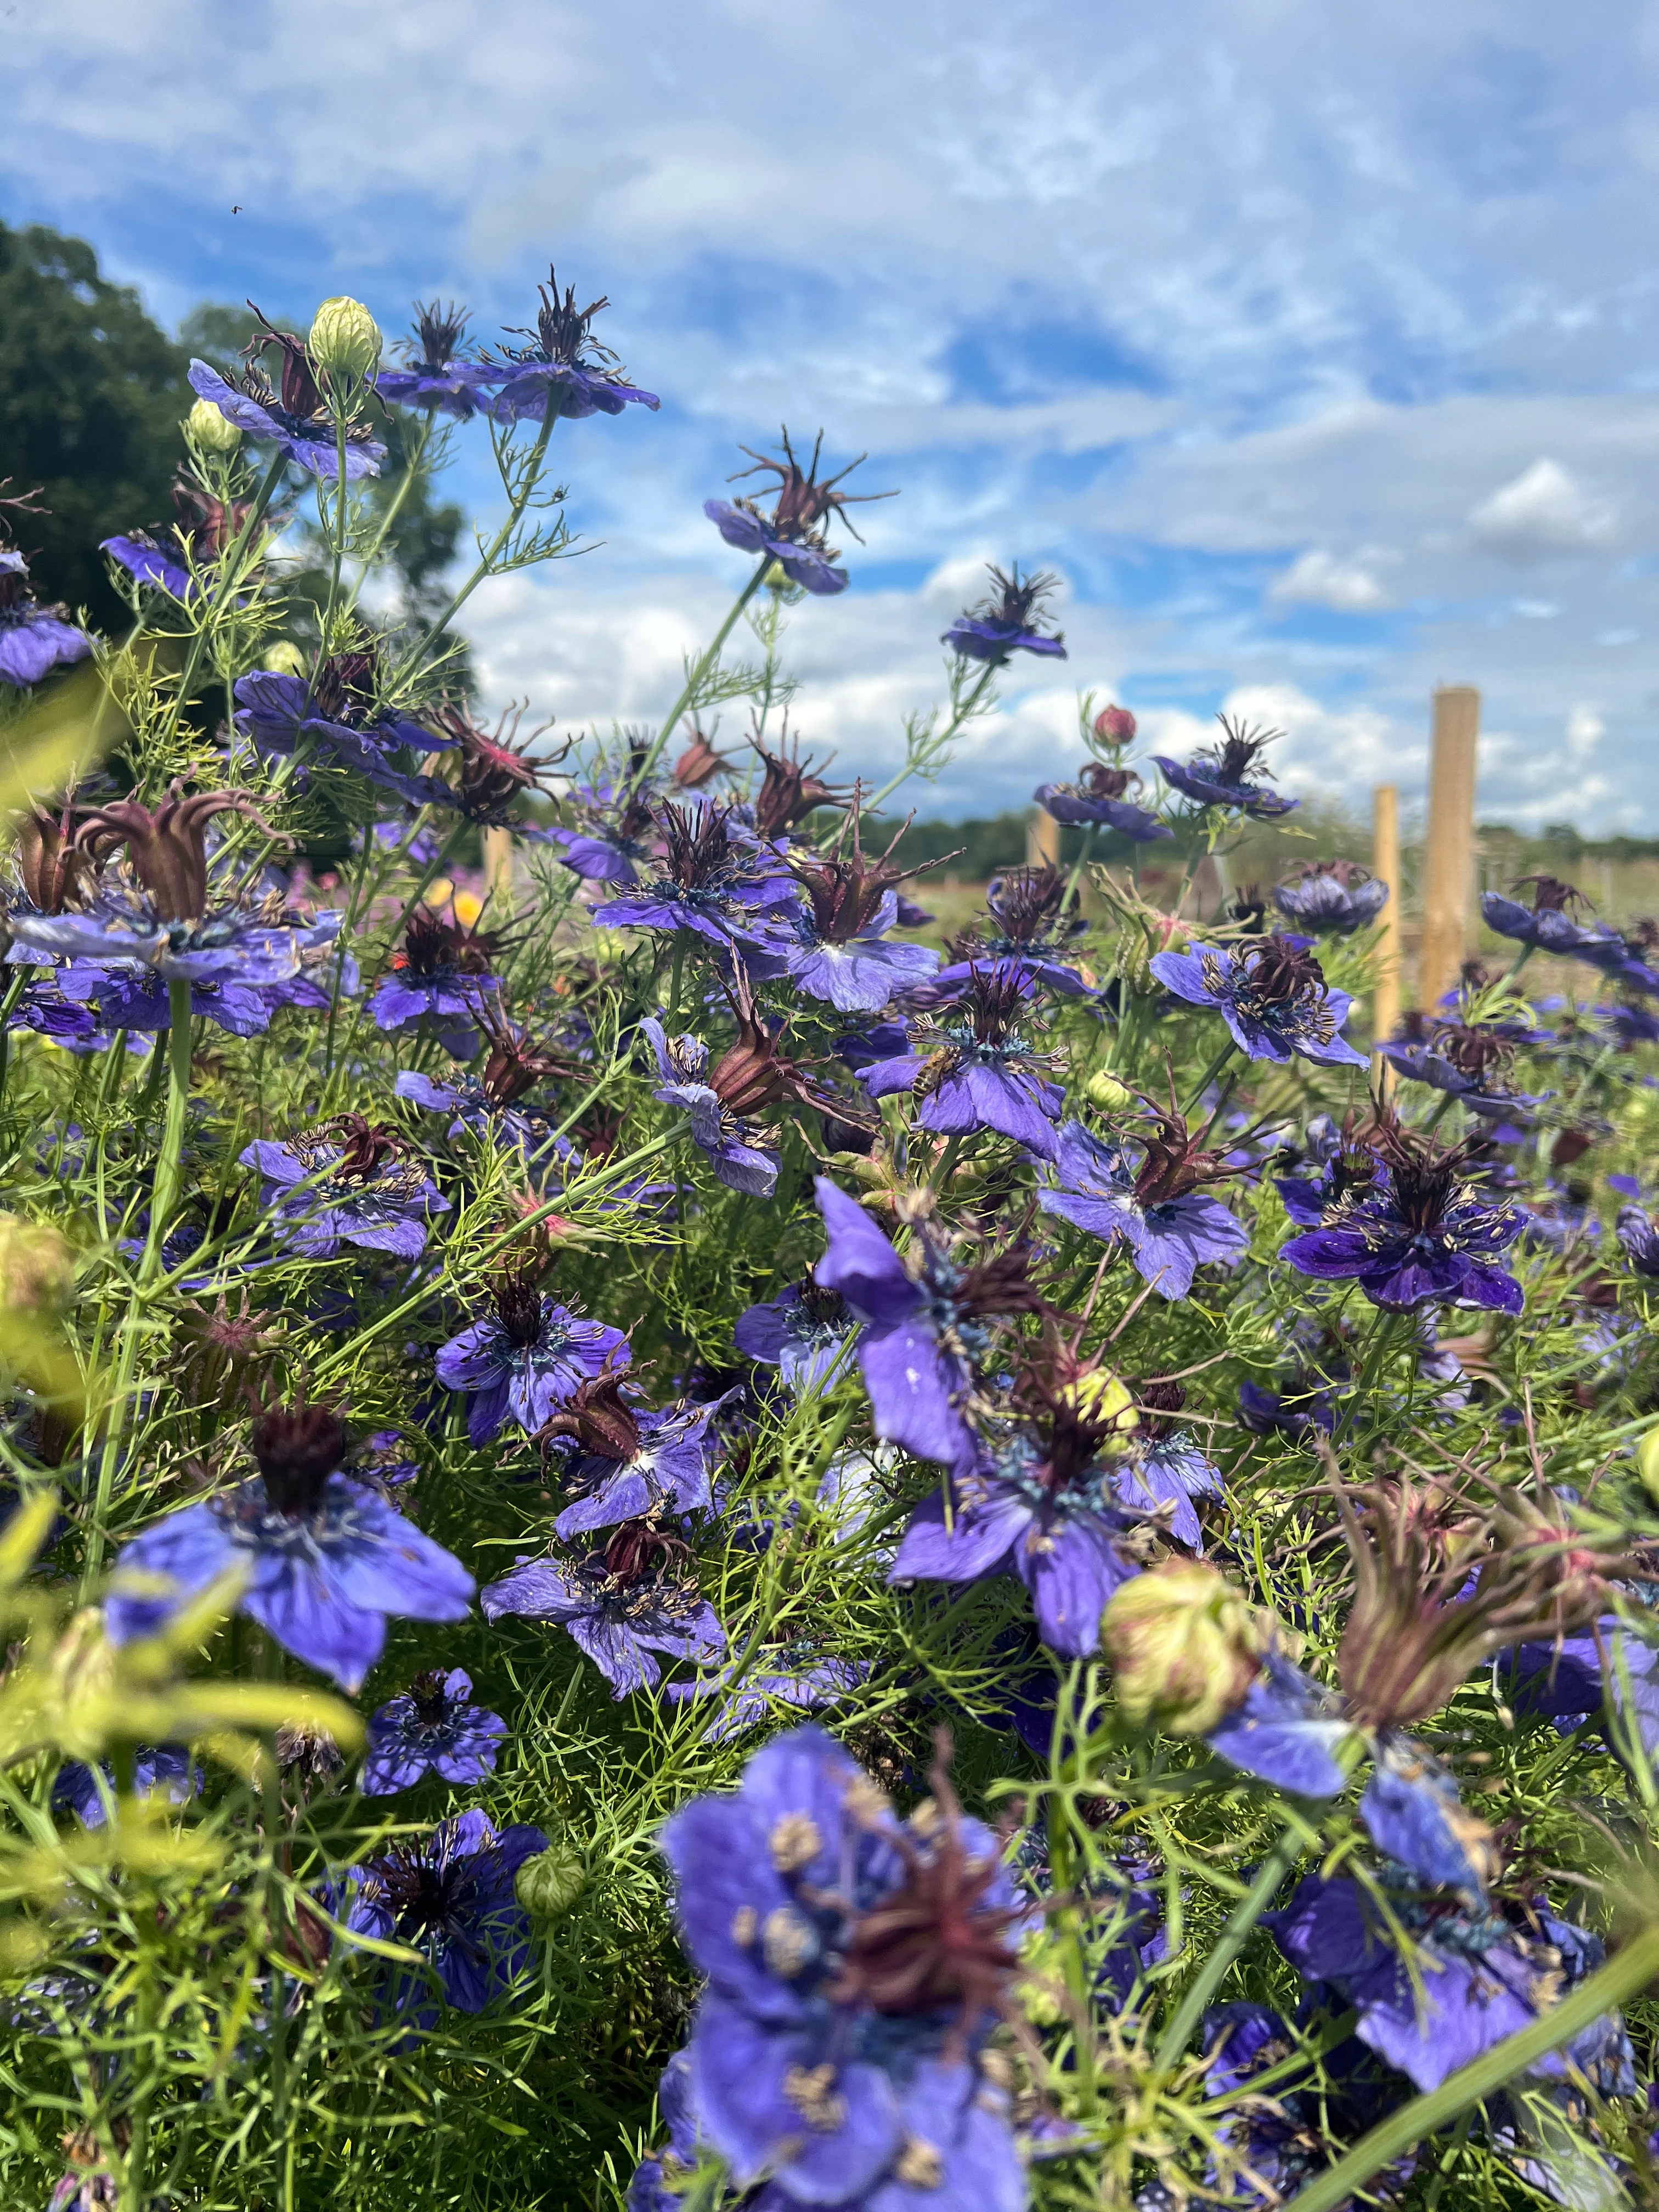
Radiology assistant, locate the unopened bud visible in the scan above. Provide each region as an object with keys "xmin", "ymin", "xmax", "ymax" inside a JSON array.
[
  {"xmin": 516, "ymin": 1843, "xmax": 584, "ymax": 1920},
  {"xmin": 1103, "ymin": 1560, "xmax": 1268, "ymax": 1735},
  {"xmin": 1638, "ymin": 1426, "xmax": 1659, "ymax": 1510},
  {"xmin": 307, "ymin": 296, "xmax": 383, "ymax": 390},
  {"xmin": 1085, "ymin": 1070, "xmax": 1134, "ymax": 1114},
  {"xmin": 1093, "ymin": 704, "xmax": 1137, "ymax": 748},
  {"xmin": 185, "ymin": 396, "xmax": 242, "ymax": 454},
  {"xmin": 1059, "ymin": 1367, "xmax": 1137, "ymax": 1438},
  {"xmin": 0, "ymin": 1216, "xmax": 74, "ymax": 1316},
  {"xmin": 261, "ymin": 641, "xmax": 308, "ymax": 680}
]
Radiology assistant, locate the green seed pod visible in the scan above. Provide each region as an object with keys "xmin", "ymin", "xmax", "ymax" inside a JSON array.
[
  {"xmin": 1638, "ymin": 1425, "xmax": 1659, "ymax": 1510},
  {"xmin": 185, "ymin": 397, "xmax": 241, "ymax": 455},
  {"xmin": 1103, "ymin": 1559, "xmax": 1269, "ymax": 1736},
  {"xmin": 307, "ymin": 296, "xmax": 383, "ymax": 390},
  {"xmin": 1084, "ymin": 1070, "xmax": 1135, "ymax": 1114},
  {"xmin": 261, "ymin": 641, "xmax": 308, "ymax": 680},
  {"xmin": 515, "ymin": 1844, "xmax": 585, "ymax": 1921},
  {"xmin": 0, "ymin": 1215, "xmax": 75, "ymax": 1316}
]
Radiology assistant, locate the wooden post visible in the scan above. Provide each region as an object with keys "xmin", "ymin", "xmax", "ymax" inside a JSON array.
[
  {"xmin": 1026, "ymin": 809, "xmax": 1061, "ymax": 871},
  {"xmin": 1372, "ymin": 784, "xmax": 1401, "ymax": 1075},
  {"xmin": 1419, "ymin": 685, "xmax": 1480, "ymax": 1008},
  {"xmin": 482, "ymin": 826, "xmax": 515, "ymax": 917}
]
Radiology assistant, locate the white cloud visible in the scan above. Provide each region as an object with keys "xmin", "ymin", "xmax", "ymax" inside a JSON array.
[
  {"xmin": 1469, "ymin": 459, "xmax": 1616, "ymax": 558},
  {"xmin": 1268, "ymin": 548, "xmax": 1391, "ymax": 611},
  {"xmin": 1567, "ymin": 705, "xmax": 1605, "ymax": 754}
]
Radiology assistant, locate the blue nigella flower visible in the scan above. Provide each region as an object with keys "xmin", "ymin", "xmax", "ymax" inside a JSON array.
[
  {"xmin": 433, "ymin": 1276, "xmax": 629, "ymax": 1448},
  {"xmin": 1035, "ymin": 761, "xmax": 1170, "ymax": 843},
  {"xmin": 545, "ymin": 777, "xmax": 660, "ymax": 885},
  {"xmin": 592, "ymin": 801, "xmax": 800, "ymax": 949},
  {"xmin": 1378, "ymin": 1011, "xmax": 1539, "ymax": 1121},
  {"xmin": 53, "ymin": 1746, "xmax": 199, "ymax": 1828},
  {"xmin": 234, "ymin": 659, "xmax": 452, "ymax": 810},
  {"xmin": 483, "ymin": 1517, "xmax": 726, "ymax": 1699},
  {"xmin": 1039, "ymin": 1116, "xmax": 1249, "ymax": 1301},
  {"xmin": 241, "ymin": 1114, "xmax": 450, "ymax": 1261},
  {"xmin": 941, "ymin": 561, "xmax": 1066, "ymax": 665},
  {"xmin": 1150, "ymin": 938, "xmax": 1367, "ymax": 1069},
  {"xmin": 1110, "ymin": 1379, "xmax": 1223, "ymax": 1547},
  {"xmin": 105, "ymin": 1408, "xmax": 473, "ymax": 1692},
  {"xmin": 0, "ymin": 549, "xmax": 92, "ymax": 685},
  {"xmin": 666, "ymin": 1646, "xmax": 871, "ymax": 1742},
  {"xmin": 101, "ymin": 475, "xmax": 256, "ymax": 605},
  {"xmin": 1481, "ymin": 876, "xmax": 1632, "ymax": 968},
  {"xmin": 1279, "ymin": 1122, "xmax": 1523, "ymax": 1314},
  {"xmin": 360, "ymin": 1667, "xmax": 507, "ymax": 1796},
  {"xmin": 344, "ymin": 1809, "xmax": 548, "ymax": 2021},
  {"xmin": 1272, "ymin": 859, "xmax": 1389, "ymax": 933},
  {"xmin": 59, "ymin": 960, "xmax": 278, "ymax": 1039},
  {"xmin": 548, "ymin": 1380, "xmax": 732, "ymax": 1542},
  {"xmin": 627, "ymin": 2049, "xmax": 699, "ymax": 2212},
  {"xmin": 860, "ymin": 962, "xmax": 1065, "ymax": 1158},
  {"xmin": 1152, "ymin": 715, "xmax": 1297, "ymax": 819},
  {"xmin": 373, "ymin": 301, "xmax": 496, "ymax": 420},
  {"xmin": 733, "ymin": 1279, "xmax": 860, "ymax": 1393},
  {"xmin": 1617, "ymin": 1205, "xmax": 1659, "ymax": 1277},
  {"xmin": 369, "ymin": 905, "xmax": 501, "ymax": 1053},
  {"xmin": 484, "ymin": 270, "xmax": 659, "ymax": 424},
  {"xmin": 657, "ymin": 1725, "xmax": 1028, "ymax": 2211},
  {"xmin": 188, "ymin": 312, "xmax": 386, "ymax": 479},
  {"xmin": 920, "ymin": 867, "xmax": 1099, "ymax": 1000},
  {"xmin": 642, "ymin": 1017, "xmax": 782, "ymax": 1198},
  {"xmin": 704, "ymin": 429, "xmax": 894, "ymax": 596},
  {"xmin": 749, "ymin": 835, "xmax": 940, "ymax": 1014}
]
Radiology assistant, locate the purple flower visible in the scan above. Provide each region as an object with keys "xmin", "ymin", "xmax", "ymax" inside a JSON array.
[
  {"xmin": 59, "ymin": 961, "xmax": 277, "ymax": 1038},
  {"xmin": 1151, "ymin": 939, "xmax": 1367, "ymax": 1068},
  {"xmin": 1279, "ymin": 1122, "xmax": 1523, "ymax": 1314},
  {"xmin": 53, "ymin": 1746, "xmax": 199, "ymax": 1828},
  {"xmin": 1378, "ymin": 1009, "xmax": 1538, "ymax": 1120},
  {"xmin": 241, "ymin": 1114, "xmax": 450, "ymax": 1261},
  {"xmin": 1481, "ymin": 877, "xmax": 1630, "ymax": 965},
  {"xmin": 1036, "ymin": 761, "xmax": 1170, "ymax": 842},
  {"xmin": 1111, "ymin": 1390, "xmax": 1223, "ymax": 1547},
  {"xmin": 941, "ymin": 562, "xmax": 1066, "ymax": 665},
  {"xmin": 0, "ymin": 550, "xmax": 92, "ymax": 685},
  {"xmin": 484, "ymin": 270, "xmax": 659, "ymax": 424},
  {"xmin": 703, "ymin": 428, "xmax": 894, "ymax": 597},
  {"xmin": 733, "ymin": 1279, "xmax": 860, "ymax": 1392},
  {"xmin": 757, "ymin": 883, "xmax": 940, "ymax": 1014},
  {"xmin": 369, "ymin": 906, "xmax": 501, "ymax": 1048},
  {"xmin": 105, "ymin": 1408, "xmax": 473, "ymax": 1692},
  {"xmin": 1039, "ymin": 1118, "xmax": 1248, "ymax": 1301},
  {"xmin": 593, "ymin": 801, "xmax": 799, "ymax": 949},
  {"xmin": 552, "ymin": 1391, "xmax": 730, "ymax": 1541},
  {"xmin": 861, "ymin": 963, "xmax": 1064, "ymax": 1158},
  {"xmin": 921, "ymin": 868, "xmax": 1099, "ymax": 999},
  {"xmin": 815, "ymin": 1176, "xmax": 1037, "ymax": 1474},
  {"xmin": 1273, "ymin": 859, "xmax": 1389, "ymax": 933},
  {"xmin": 374, "ymin": 302, "xmax": 495, "ymax": 420},
  {"xmin": 1238, "ymin": 1376, "xmax": 1335, "ymax": 1437},
  {"xmin": 188, "ymin": 358, "xmax": 385, "ymax": 481},
  {"xmin": 659, "ymin": 1726, "xmax": 1027, "ymax": 2210},
  {"xmin": 642, "ymin": 1017, "xmax": 782, "ymax": 1197},
  {"xmin": 360, "ymin": 1667, "xmax": 507, "ymax": 1796},
  {"xmin": 101, "ymin": 533, "xmax": 194, "ymax": 601},
  {"xmin": 1617, "ymin": 1205, "xmax": 1659, "ymax": 1277},
  {"xmin": 7, "ymin": 981, "xmax": 95, "ymax": 1041},
  {"xmin": 344, "ymin": 1810, "xmax": 548, "ymax": 2018},
  {"xmin": 234, "ymin": 663, "xmax": 452, "ymax": 809},
  {"xmin": 482, "ymin": 1521, "xmax": 725, "ymax": 1698},
  {"xmin": 1152, "ymin": 716, "xmax": 1297, "ymax": 819},
  {"xmin": 433, "ymin": 1278, "xmax": 629, "ymax": 1447},
  {"xmin": 628, "ymin": 2050, "xmax": 698, "ymax": 2212},
  {"xmin": 667, "ymin": 1649, "xmax": 871, "ymax": 1742}
]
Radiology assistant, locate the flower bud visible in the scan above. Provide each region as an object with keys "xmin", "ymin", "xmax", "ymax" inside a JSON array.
[
  {"xmin": 1058, "ymin": 1365, "xmax": 1138, "ymax": 1439},
  {"xmin": 0, "ymin": 1215, "xmax": 74, "ymax": 1316},
  {"xmin": 307, "ymin": 296, "xmax": 383, "ymax": 390},
  {"xmin": 1093, "ymin": 704, "xmax": 1137, "ymax": 748},
  {"xmin": 185, "ymin": 396, "xmax": 242, "ymax": 454},
  {"xmin": 516, "ymin": 1843, "xmax": 585, "ymax": 1920},
  {"xmin": 1103, "ymin": 1560, "xmax": 1268, "ymax": 1735},
  {"xmin": 1639, "ymin": 1425, "xmax": 1659, "ymax": 1510},
  {"xmin": 1085, "ymin": 1070, "xmax": 1135, "ymax": 1114},
  {"xmin": 262, "ymin": 641, "xmax": 308, "ymax": 680}
]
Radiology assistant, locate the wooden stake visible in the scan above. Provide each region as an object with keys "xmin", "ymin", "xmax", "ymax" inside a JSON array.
[
  {"xmin": 1026, "ymin": 809, "xmax": 1062, "ymax": 870},
  {"xmin": 1419, "ymin": 685, "xmax": 1480, "ymax": 1008},
  {"xmin": 1371, "ymin": 783, "xmax": 1401, "ymax": 1079},
  {"xmin": 482, "ymin": 826, "xmax": 515, "ymax": 917}
]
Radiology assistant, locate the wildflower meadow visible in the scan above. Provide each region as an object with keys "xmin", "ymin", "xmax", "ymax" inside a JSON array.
[{"xmin": 2, "ymin": 272, "xmax": 1659, "ymax": 2212}]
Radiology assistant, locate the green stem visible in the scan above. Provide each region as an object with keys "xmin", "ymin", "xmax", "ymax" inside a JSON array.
[
  {"xmin": 343, "ymin": 413, "xmax": 433, "ymax": 618},
  {"xmin": 0, "ymin": 967, "xmax": 30, "ymax": 1111},
  {"xmin": 1182, "ymin": 1042, "xmax": 1237, "ymax": 1118},
  {"xmin": 832, "ymin": 663, "xmax": 997, "ymax": 840},
  {"xmin": 631, "ymin": 557, "xmax": 772, "ymax": 792},
  {"xmin": 1283, "ymin": 1920, "xmax": 1659, "ymax": 2212},
  {"xmin": 157, "ymin": 449, "xmax": 289, "ymax": 744},
  {"xmin": 1154, "ymin": 1818, "xmax": 1305, "ymax": 2069},
  {"xmin": 388, "ymin": 410, "xmax": 557, "ymax": 689},
  {"xmin": 317, "ymin": 415, "xmax": 353, "ymax": 646},
  {"xmin": 140, "ymin": 980, "xmax": 194, "ymax": 1282}
]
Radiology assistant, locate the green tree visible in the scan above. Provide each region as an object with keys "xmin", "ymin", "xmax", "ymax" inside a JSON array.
[{"xmin": 0, "ymin": 221, "xmax": 189, "ymax": 631}]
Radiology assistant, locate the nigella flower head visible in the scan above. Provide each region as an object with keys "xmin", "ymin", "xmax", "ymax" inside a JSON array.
[
  {"xmin": 745, "ymin": 722, "xmax": 852, "ymax": 841},
  {"xmin": 1110, "ymin": 1378, "xmax": 1223, "ymax": 1548},
  {"xmin": 733, "ymin": 1278, "xmax": 860, "ymax": 1393},
  {"xmin": 482, "ymin": 1516, "xmax": 726, "ymax": 1699},
  {"xmin": 105, "ymin": 1405, "xmax": 474, "ymax": 1691},
  {"xmin": 1379, "ymin": 1009, "xmax": 1539, "ymax": 1120},
  {"xmin": 0, "ymin": 546, "xmax": 93, "ymax": 685},
  {"xmin": 102, "ymin": 474, "xmax": 261, "ymax": 604},
  {"xmin": 1150, "ymin": 936, "xmax": 1367, "ymax": 1068},
  {"xmin": 421, "ymin": 700, "xmax": 563, "ymax": 827},
  {"xmin": 544, "ymin": 761, "xmax": 662, "ymax": 885},
  {"xmin": 241, "ymin": 1113, "xmax": 450, "ymax": 1260},
  {"xmin": 754, "ymin": 811, "xmax": 941, "ymax": 1014},
  {"xmin": 1279, "ymin": 1118, "xmax": 1523, "ymax": 1313},
  {"xmin": 667, "ymin": 1644, "xmax": 871, "ymax": 1742},
  {"xmin": 234, "ymin": 652, "xmax": 453, "ymax": 809},
  {"xmin": 345, "ymin": 1809, "xmax": 548, "ymax": 2020},
  {"xmin": 814, "ymin": 1174, "xmax": 1045, "ymax": 1474},
  {"xmin": 594, "ymin": 800, "xmax": 800, "ymax": 946},
  {"xmin": 60, "ymin": 960, "xmax": 280, "ymax": 1039},
  {"xmin": 891, "ymin": 1346, "xmax": 1146, "ymax": 1657},
  {"xmin": 1616, "ymin": 1203, "xmax": 1659, "ymax": 1277},
  {"xmin": 546, "ymin": 1376, "xmax": 731, "ymax": 1541},
  {"xmin": 370, "ymin": 904, "xmax": 503, "ymax": 1050},
  {"xmin": 658, "ymin": 1725, "xmax": 1028, "ymax": 2210},
  {"xmin": 1274, "ymin": 1109, "xmax": 1383, "ymax": 1227},
  {"xmin": 1039, "ymin": 1113, "xmax": 1249, "ymax": 1301},
  {"xmin": 1272, "ymin": 857, "xmax": 1390, "ymax": 933},
  {"xmin": 360, "ymin": 1667, "xmax": 508, "ymax": 1796},
  {"xmin": 486, "ymin": 270, "xmax": 660, "ymax": 424},
  {"xmin": 1035, "ymin": 761, "xmax": 1171, "ymax": 843},
  {"xmin": 913, "ymin": 865, "xmax": 1094, "ymax": 1004},
  {"xmin": 704, "ymin": 428, "xmax": 896, "ymax": 596},
  {"xmin": 374, "ymin": 300, "xmax": 496, "ymax": 419},
  {"xmin": 395, "ymin": 1000, "xmax": 576, "ymax": 1170},
  {"xmin": 53, "ymin": 1746, "xmax": 200, "ymax": 1828},
  {"xmin": 860, "ymin": 961, "xmax": 1066, "ymax": 1158},
  {"xmin": 940, "ymin": 561, "xmax": 1067, "ymax": 665},
  {"xmin": 1481, "ymin": 875, "xmax": 1629, "ymax": 966},
  {"xmin": 433, "ymin": 1271, "xmax": 629, "ymax": 1447},
  {"xmin": 188, "ymin": 308, "xmax": 386, "ymax": 479},
  {"xmin": 1152, "ymin": 714, "xmax": 1297, "ymax": 819}
]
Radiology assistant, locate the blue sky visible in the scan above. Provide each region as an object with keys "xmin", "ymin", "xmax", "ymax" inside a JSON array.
[{"xmin": 7, "ymin": 0, "xmax": 1659, "ymax": 825}]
